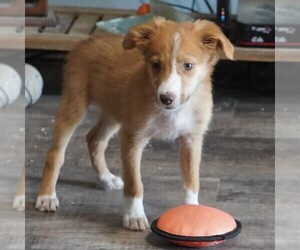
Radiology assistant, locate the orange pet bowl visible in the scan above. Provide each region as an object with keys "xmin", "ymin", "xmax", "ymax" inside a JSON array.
[{"xmin": 151, "ymin": 204, "xmax": 242, "ymax": 248}]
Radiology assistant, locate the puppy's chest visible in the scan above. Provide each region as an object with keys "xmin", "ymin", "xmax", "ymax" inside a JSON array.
[{"xmin": 145, "ymin": 107, "xmax": 195, "ymax": 140}]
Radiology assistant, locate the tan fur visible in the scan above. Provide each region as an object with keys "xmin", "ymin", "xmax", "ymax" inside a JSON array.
[
  {"xmin": 36, "ymin": 18, "xmax": 234, "ymax": 230},
  {"xmin": 13, "ymin": 167, "xmax": 25, "ymax": 211},
  {"xmin": 15, "ymin": 167, "xmax": 25, "ymax": 196}
]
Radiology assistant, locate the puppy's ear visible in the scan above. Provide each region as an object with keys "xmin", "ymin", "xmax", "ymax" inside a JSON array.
[
  {"xmin": 123, "ymin": 16, "xmax": 166, "ymax": 51},
  {"xmin": 195, "ymin": 20, "xmax": 234, "ymax": 60}
]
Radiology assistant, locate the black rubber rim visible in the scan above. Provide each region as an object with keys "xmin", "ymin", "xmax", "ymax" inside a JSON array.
[{"xmin": 151, "ymin": 218, "xmax": 242, "ymax": 242}]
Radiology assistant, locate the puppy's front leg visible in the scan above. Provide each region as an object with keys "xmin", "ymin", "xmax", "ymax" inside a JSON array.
[
  {"xmin": 121, "ymin": 131, "xmax": 149, "ymax": 231},
  {"xmin": 180, "ymin": 134, "xmax": 203, "ymax": 205}
]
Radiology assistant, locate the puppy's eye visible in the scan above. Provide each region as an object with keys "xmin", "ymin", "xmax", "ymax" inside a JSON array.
[
  {"xmin": 152, "ymin": 62, "xmax": 161, "ymax": 71},
  {"xmin": 183, "ymin": 63, "xmax": 194, "ymax": 71}
]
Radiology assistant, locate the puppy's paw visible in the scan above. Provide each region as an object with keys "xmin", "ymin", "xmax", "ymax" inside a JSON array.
[
  {"xmin": 35, "ymin": 193, "xmax": 59, "ymax": 212},
  {"xmin": 123, "ymin": 196, "xmax": 149, "ymax": 231},
  {"xmin": 98, "ymin": 173, "xmax": 124, "ymax": 191},
  {"xmin": 123, "ymin": 214, "xmax": 149, "ymax": 231},
  {"xmin": 12, "ymin": 195, "xmax": 25, "ymax": 211},
  {"xmin": 184, "ymin": 190, "xmax": 199, "ymax": 205}
]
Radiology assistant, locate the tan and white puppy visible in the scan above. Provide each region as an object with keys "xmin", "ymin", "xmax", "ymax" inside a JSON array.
[{"xmin": 35, "ymin": 17, "xmax": 234, "ymax": 231}]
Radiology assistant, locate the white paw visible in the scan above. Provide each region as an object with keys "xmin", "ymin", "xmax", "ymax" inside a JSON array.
[
  {"xmin": 123, "ymin": 196, "xmax": 149, "ymax": 231},
  {"xmin": 98, "ymin": 173, "xmax": 124, "ymax": 191},
  {"xmin": 12, "ymin": 195, "xmax": 25, "ymax": 211},
  {"xmin": 35, "ymin": 193, "xmax": 59, "ymax": 212},
  {"xmin": 185, "ymin": 189, "xmax": 199, "ymax": 205},
  {"xmin": 123, "ymin": 214, "xmax": 149, "ymax": 231}
]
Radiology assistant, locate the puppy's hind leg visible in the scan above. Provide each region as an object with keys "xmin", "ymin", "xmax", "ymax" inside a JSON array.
[
  {"xmin": 13, "ymin": 166, "xmax": 25, "ymax": 211},
  {"xmin": 86, "ymin": 116, "xmax": 123, "ymax": 191},
  {"xmin": 36, "ymin": 91, "xmax": 87, "ymax": 212}
]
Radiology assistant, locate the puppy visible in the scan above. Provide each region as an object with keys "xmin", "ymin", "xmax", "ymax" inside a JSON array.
[
  {"xmin": 13, "ymin": 166, "xmax": 25, "ymax": 211},
  {"xmin": 35, "ymin": 17, "xmax": 234, "ymax": 231}
]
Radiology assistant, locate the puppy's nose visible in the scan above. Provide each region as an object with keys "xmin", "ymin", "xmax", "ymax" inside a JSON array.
[{"xmin": 159, "ymin": 93, "xmax": 175, "ymax": 106}]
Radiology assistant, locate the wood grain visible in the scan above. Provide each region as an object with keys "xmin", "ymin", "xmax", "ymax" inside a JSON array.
[
  {"xmin": 0, "ymin": 96, "xmax": 25, "ymax": 250},
  {"xmin": 43, "ymin": 13, "xmax": 76, "ymax": 34},
  {"xmin": 25, "ymin": 26, "xmax": 41, "ymax": 35},
  {"xmin": 23, "ymin": 6, "xmax": 300, "ymax": 62},
  {"xmin": 0, "ymin": 27, "xmax": 24, "ymax": 49},
  {"xmin": 25, "ymin": 0, "xmax": 48, "ymax": 16},
  {"xmin": 25, "ymin": 87, "xmax": 275, "ymax": 249},
  {"xmin": 54, "ymin": 6, "xmax": 135, "ymax": 16},
  {"xmin": 25, "ymin": 33, "xmax": 88, "ymax": 51},
  {"xmin": 226, "ymin": 47, "xmax": 275, "ymax": 62},
  {"xmin": 68, "ymin": 14, "xmax": 99, "ymax": 36},
  {"xmin": 26, "ymin": 32, "xmax": 294, "ymax": 62}
]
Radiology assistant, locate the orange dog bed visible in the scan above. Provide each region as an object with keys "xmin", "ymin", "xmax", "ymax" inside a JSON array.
[{"xmin": 151, "ymin": 205, "xmax": 242, "ymax": 248}]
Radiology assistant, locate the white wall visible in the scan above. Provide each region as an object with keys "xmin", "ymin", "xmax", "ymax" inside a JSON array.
[{"xmin": 49, "ymin": 0, "xmax": 239, "ymax": 14}]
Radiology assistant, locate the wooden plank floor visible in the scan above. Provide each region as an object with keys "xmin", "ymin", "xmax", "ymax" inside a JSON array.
[
  {"xmin": 0, "ymin": 97, "xmax": 25, "ymax": 250},
  {"xmin": 25, "ymin": 87, "xmax": 274, "ymax": 250}
]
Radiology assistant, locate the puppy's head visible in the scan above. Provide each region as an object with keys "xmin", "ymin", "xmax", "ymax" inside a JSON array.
[{"xmin": 123, "ymin": 17, "xmax": 234, "ymax": 110}]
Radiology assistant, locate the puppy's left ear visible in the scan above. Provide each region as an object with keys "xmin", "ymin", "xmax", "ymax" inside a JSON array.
[
  {"xmin": 195, "ymin": 20, "xmax": 234, "ymax": 60},
  {"xmin": 123, "ymin": 16, "xmax": 166, "ymax": 51}
]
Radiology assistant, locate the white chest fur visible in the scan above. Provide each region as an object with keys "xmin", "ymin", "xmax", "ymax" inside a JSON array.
[{"xmin": 144, "ymin": 102, "xmax": 195, "ymax": 140}]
